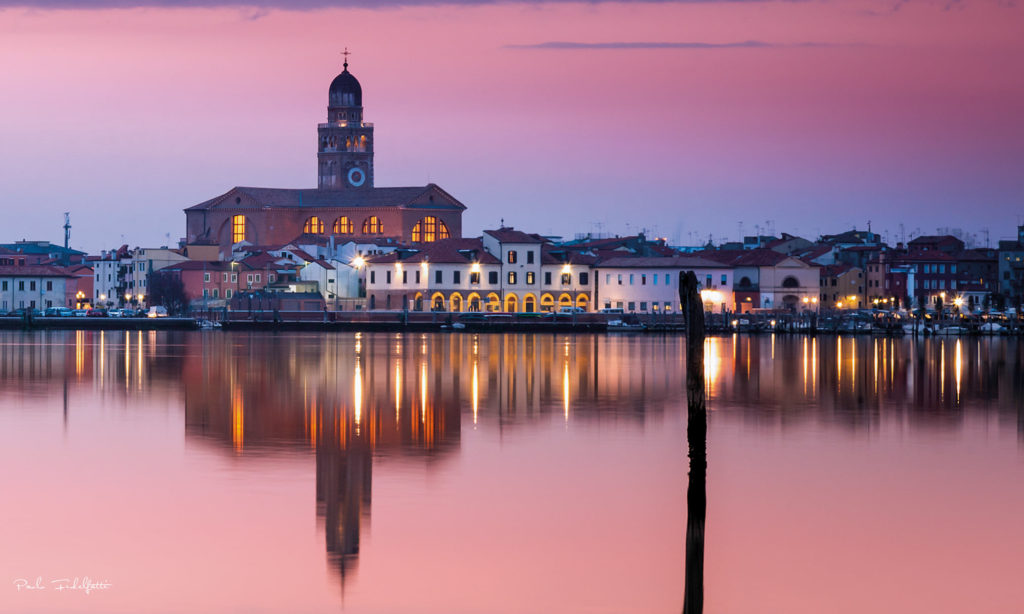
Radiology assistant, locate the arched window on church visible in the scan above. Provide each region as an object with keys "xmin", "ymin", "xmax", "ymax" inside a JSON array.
[
  {"xmin": 362, "ymin": 216, "xmax": 383, "ymax": 235},
  {"xmin": 359, "ymin": 135, "xmax": 367, "ymax": 152},
  {"xmin": 304, "ymin": 216, "xmax": 324, "ymax": 234},
  {"xmin": 333, "ymin": 216, "xmax": 354, "ymax": 235},
  {"xmin": 345, "ymin": 137, "xmax": 351, "ymax": 151},
  {"xmin": 411, "ymin": 216, "xmax": 450, "ymax": 243},
  {"xmin": 231, "ymin": 215, "xmax": 247, "ymax": 244}
]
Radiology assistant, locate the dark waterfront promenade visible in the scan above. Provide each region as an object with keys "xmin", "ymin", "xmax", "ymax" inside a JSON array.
[{"xmin": 4, "ymin": 309, "xmax": 1022, "ymax": 337}]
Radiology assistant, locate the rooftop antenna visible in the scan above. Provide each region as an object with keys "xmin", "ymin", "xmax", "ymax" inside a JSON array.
[{"xmin": 63, "ymin": 212, "xmax": 71, "ymax": 250}]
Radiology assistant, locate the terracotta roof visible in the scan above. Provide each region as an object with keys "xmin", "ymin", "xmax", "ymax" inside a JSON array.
[
  {"xmin": 162, "ymin": 261, "xmax": 244, "ymax": 272},
  {"xmin": 699, "ymin": 248, "xmax": 795, "ymax": 267},
  {"xmin": 483, "ymin": 228, "xmax": 546, "ymax": 244},
  {"xmin": 693, "ymin": 249, "xmax": 747, "ymax": 265},
  {"xmin": 186, "ymin": 184, "xmax": 466, "ymax": 212},
  {"xmin": 0, "ymin": 265, "xmax": 73, "ymax": 277},
  {"xmin": 908, "ymin": 235, "xmax": 960, "ymax": 245},
  {"xmin": 955, "ymin": 249, "xmax": 997, "ymax": 262},
  {"xmin": 732, "ymin": 249, "xmax": 797, "ymax": 267},
  {"xmin": 240, "ymin": 253, "xmax": 281, "ymax": 268},
  {"xmin": 797, "ymin": 244, "xmax": 833, "ymax": 261},
  {"xmin": 540, "ymin": 245, "xmax": 599, "ymax": 265},
  {"xmin": 568, "ymin": 235, "xmax": 641, "ymax": 249},
  {"xmin": 283, "ymin": 248, "xmax": 316, "ymax": 263},
  {"xmin": 367, "ymin": 239, "xmax": 501, "ymax": 265},
  {"xmin": 895, "ymin": 251, "xmax": 956, "ymax": 262},
  {"xmin": 596, "ymin": 256, "xmax": 728, "ymax": 269},
  {"xmin": 820, "ymin": 263, "xmax": 856, "ymax": 277}
]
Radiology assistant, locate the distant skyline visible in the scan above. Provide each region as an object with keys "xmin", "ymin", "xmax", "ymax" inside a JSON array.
[{"xmin": 0, "ymin": 0, "xmax": 1022, "ymax": 253}]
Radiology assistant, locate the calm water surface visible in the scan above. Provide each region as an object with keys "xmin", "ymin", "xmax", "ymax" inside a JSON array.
[{"xmin": 2, "ymin": 331, "xmax": 1023, "ymax": 613}]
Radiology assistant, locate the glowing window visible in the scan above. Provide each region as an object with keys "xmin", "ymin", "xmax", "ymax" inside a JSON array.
[
  {"xmin": 303, "ymin": 216, "xmax": 324, "ymax": 234},
  {"xmin": 333, "ymin": 216, "xmax": 354, "ymax": 234},
  {"xmin": 411, "ymin": 216, "xmax": 450, "ymax": 243},
  {"xmin": 362, "ymin": 216, "xmax": 383, "ymax": 235},
  {"xmin": 231, "ymin": 215, "xmax": 246, "ymax": 243}
]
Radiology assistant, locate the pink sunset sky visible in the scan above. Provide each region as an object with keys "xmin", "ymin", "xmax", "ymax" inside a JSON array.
[{"xmin": 0, "ymin": 0, "xmax": 1021, "ymax": 253}]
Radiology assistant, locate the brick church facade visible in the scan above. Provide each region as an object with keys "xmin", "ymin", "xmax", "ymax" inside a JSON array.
[{"xmin": 184, "ymin": 59, "xmax": 466, "ymax": 254}]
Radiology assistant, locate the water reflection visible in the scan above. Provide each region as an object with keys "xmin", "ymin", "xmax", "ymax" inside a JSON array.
[
  {"xmin": 3, "ymin": 331, "xmax": 1024, "ymax": 444},
  {"xmin": 3, "ymin": 331, "xmax": 1024, "ymax": 442},
  {"xmin": 3, "ymin": 331, "xmax": 1024, "ymax": 612}
]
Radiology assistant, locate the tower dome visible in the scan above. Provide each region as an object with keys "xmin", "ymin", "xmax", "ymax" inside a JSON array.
[{"xmin": 329, "ymin": 63, "xmax": 362, "ymax": 108}]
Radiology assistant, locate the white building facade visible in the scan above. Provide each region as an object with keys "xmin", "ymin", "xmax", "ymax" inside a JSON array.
[{"xmin": 594, "ymin": 256, "xmax": 734, "ymax": 313}]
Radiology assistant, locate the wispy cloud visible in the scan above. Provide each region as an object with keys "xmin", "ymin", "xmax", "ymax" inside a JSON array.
[
  {"xmin": 0, "ymin": 0, "xmax": 786, "ymax": 8},
  {"xmin": 506, "ymin": 40, "xmax": 855, "ymax": 50}
]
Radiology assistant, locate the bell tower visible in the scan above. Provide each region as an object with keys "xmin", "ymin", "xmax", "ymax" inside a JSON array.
[{"xmin": 318, "ymin": 50, "xmax": 374, "ymax": 190}]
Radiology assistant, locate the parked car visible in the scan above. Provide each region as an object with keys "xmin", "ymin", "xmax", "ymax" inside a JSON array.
[
  {"xmin": 558, "ymin": 306, "xmax": 585, "ymax": 314},
  {"xmin": 147, "ymin": 306, "xmax": 169, "ymax": 318},
  {"xmin": 86, "ymin": 308, "xmax": 107, "ymax": 317},
  {"xmin": 72, "ymin": 309, "xmax": 88, "ymax": 317},
  {"xmin": 11, "ymin": 308, "xmax": 43, "ymax": 318},
  {"xmin": 43, "ymin": 307, "xmax": 62, "ymax": 317}
]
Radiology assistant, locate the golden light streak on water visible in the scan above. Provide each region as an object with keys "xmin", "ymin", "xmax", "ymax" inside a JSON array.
[
  {"xmin": 850, "ymin": 335, "xmax": 856, "ymax": 389},
  {"xmin": 394, "ymin": 359, "xmax": 401, "ymax": 424},
  {"xmin": 75, "ymin": 330, "xmax": 84, "ymax": 377},
  {"xmin": 354, "ymin": 357, "xmax": 363, "ymax": 430},
  {"xmin": 124, "ymin": 331, "xmax": 130, "ymax": 390},
  {"xmin": 889, "ymin": 337, "xmax": 894, "ymax": 387},
  {"xmin": 704, "ymin": 337, "xmax": 721, "ymax": 398},
  {"xmin": 802, "ymin": 337, "xmax": 808, "ymax": 396},
  {"xmin": 873, "ymin": 339, "xmax": 878, "ymax": 396},
  {"xmin": 98, "ymin": 331, "xmax": 105, "ymax": 389},
  {"xmin": 420, "ymin": 361, "xmax": 427, "ymax": 425},
  {"xmin": 472, "ymin": 359, "xmax": 479, "ymax": 426},
  {"xmin": 563, "ymin": 357, "xmax": 570, "ymax": 422},
  {"xmin": 940, "ymin": 340, "xmax": 945, "ymax": 401},
  {"xmin": 837, "ymin": 335, "xmax": 842, "ymax": 392},
  {"xmin": 310, "ymin": 402, "xmax": 318, "ymax": 448},
  {"xmin": 136, "ymin": 330, "xmax": 143, "ymax": 390},
  {"xmin": 955, "ymin": 338, "xmax": 962, "ymax": 404},
  {"xmin": 812, "ymin": 337, "xmax": 817, "ymax": 397},
  {"xmin": 231, "ymin": 386, "xmax": 244, "ymax": 453}
]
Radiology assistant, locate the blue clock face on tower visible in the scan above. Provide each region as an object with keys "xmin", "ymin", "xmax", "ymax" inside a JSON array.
[{"xmin": 347, "ymin": 167, "xmax": 366, "ymax": 187}]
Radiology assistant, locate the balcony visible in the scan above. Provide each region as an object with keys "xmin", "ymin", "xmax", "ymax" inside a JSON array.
[{"xmin": 318, "ymin": 121, "xmax": 373, "ymax": 129}]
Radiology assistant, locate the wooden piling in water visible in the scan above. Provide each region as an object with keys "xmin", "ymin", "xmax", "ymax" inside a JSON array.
[{"xmin": 680, "ymin": 271, "xmax": 706, "ymax": 614}]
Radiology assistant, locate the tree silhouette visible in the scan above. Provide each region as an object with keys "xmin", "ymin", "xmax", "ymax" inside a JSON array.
[{"xmin": 148, "ymin": 271, "xmax": 187, "ymax": 316}]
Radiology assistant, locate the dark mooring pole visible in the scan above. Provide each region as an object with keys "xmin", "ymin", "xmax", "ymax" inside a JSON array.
[{"xmin": 680, "ymin": 271, "xmax": 706, "ymax": 614}]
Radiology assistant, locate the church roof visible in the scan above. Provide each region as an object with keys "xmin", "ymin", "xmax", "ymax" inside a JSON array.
[
  {"xmin": 186, "ymin": 184, "xmax": 467, "ymax": 212},
  {"xmin": 329, "ymin": 67, "xmax": 362, "ymax": 107}
]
